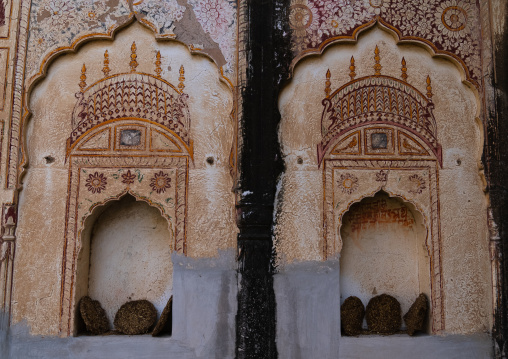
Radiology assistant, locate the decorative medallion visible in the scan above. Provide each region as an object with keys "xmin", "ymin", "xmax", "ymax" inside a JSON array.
[
  {"xmin": 440, "ymin": 5, "xmax": 468, "ymax": 33},
  {"xmin": 85, "ymin": 172, "xmax": 107, "ymax": 194},
  {"xmin": 289, "ymin": 4, "xmax": 313, "ymax": 30},
  {"xmin": 337, "ymin": 173, "xmax": 359, "ymax": 194},
  {"xmin": 288, "ymin": 0, "xmax": 482, "ymax": 88},
  {"xmin": 150, "ymin": 171, "xmax": 172, "ymax": 194},
  {"xmin": 408, "ymin": 174, "xmax": 426, "ymax": 194}
]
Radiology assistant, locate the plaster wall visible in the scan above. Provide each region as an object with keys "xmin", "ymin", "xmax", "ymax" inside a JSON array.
[
  {"xmin": 12, "ymin": 22, "xmax": 236, "ymax": 335},
  {"xmin": 275, "ymin": 27, "xmax": 492, "ymax": 334},
  {"xmin": 274, "ymin": 259, "xmax": 492, "ymax": 358},
  {"xmin": 340, "ymin": 193, "xmax": 429, "ymax": 322},
  {"xmin": 85, "ymin": 196, "xmax": 173, "ymax": 327},
  {"xmin": 1, "ymin": 250, "xmax": 237, "ymax": 359},
  {"xmin": 274, "ymin": 259, "xmax": 341, "ymax": 359}
]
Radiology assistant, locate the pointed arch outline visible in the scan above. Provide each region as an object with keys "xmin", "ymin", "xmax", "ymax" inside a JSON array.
[
  {"xmin": 336, "ymin": 187, "xmax": 430, "ymax": 256},
  {"xmin": 8, "ymin": 15, "xmax": 236, "ymax": 190},
  {"xmin": 289, "ymin": 17, "xmax": 481, "ymax": 91},
  {"xmin": 322, "ymin": 157, "xmax": 443, "ymax": 332}
]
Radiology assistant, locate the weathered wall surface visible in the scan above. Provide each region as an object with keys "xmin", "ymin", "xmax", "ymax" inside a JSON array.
[
  {"xmin": 86, "ymin": 196, "xmax": 174, "ymax": 326},
  {"xmin": 274, "ymin": 259, "xmax": 341, "ymax": 358},
  {"xmin": 12, "ymin": 21, "xmax": 236, "ymax": 336},
  {"xmin": 340, "ymin": 193, "xmax": 429, "ymax": 321},
  {"xmin": 0, "ymin": 0, "xmax": 503, "ymax": 357},
  {"xmin": 2, "ymin": 250, "xmax": 237, "ymax": 359},
  {"xmin": 275, "ymin": 27, "xmax": 491, "ymax": 334},
  {"xmin": 483, "ymin": 0, "xmax": 508, "ymax": 356}
]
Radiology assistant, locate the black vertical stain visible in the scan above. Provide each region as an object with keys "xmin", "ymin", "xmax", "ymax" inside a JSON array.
[
  {"xmin": 486, "ymin": 2, "xmax": 508, "ymax": 357},
  {"xmin": 235, "ymin": 0, "xmax": 292, "ymax": 358}
]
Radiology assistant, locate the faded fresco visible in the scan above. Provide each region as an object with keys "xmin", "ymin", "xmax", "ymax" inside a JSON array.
[
  {"xmin": 26, "ymin": 0, "xmax": 237, "ymax": 86},
  {"xmin": 288, "ymin": 0, "xmax": 482, "ymax": 88},
  {"xmin": 0, "ymin": 0, "xmax": 498, "ymax": 354},
  {"xmin": 276, "ymin": 28, "xmax": 490, "ymax": 334},
  {"xmin": 10, "ymin": 23, "xmax": 236, "ymax": 336}
]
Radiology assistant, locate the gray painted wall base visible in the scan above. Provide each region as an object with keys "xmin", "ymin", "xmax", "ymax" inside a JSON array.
[
  {"xmin": 275, "ymin": 259, "xmax": 342, "ymax": 359},
  {"xmin": 1, "ymin": 311, "xmax": 8, "ymax": 359},
  {"xmin": 0, "ymin": 254, "xmax": 494, "ymax": 358},
  {"xmin": 340, "ymin": 334, "xmax": 492, "ymax": 359},
  {"xmin": 274, "ymin": 258, "xmax": 492, "ymax": 359},
  {"xmin": 0, "ymin": 250, "xmax": 237, "ymax": 359}
]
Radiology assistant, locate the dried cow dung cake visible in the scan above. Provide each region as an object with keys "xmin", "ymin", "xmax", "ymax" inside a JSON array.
[
  {"xmin": 114, "ymin": 300, "xmax": 157, "ymax": 335},
  {"xmin": 152, "ymin": 296, "xmax": 173, "ymax": 337},
  {"xmin": 366, "ymin": 294, "xmax": 401, "ymax": 334},
  {"xmin": 79, "ymin": 296, "xmax": 109, "ymax": 335},
  {"xmin": 341, "ymin": 296, "xmax": 365, "ymax": 336},
  {"xmin": 403, "ymin": 293, "xmax": 428, "ymax": 336}
]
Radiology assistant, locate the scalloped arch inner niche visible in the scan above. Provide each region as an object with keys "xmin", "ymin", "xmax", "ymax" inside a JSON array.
[
  {"xmin": 339, "ymin": 191, "xmax": 430, "ymax": 331},
  {"xmin": 74, "ymin": 194, "xmax": 173, "ymax": 334}
]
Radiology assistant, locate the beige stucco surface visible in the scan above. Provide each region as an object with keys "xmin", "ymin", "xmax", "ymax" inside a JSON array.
[
  {"xmin": 12, "ymin": 22, "xmax": 236, "ymax": 335},
  {"xmin": 340, "ymin": 193, "xmax": 429, "ymax": 325},
  {"xmin": 275, "ymin": 27, "xmax": 491, "ymax": 334},
  {"xmin": 87, "ymin": 196, "xmax": 173, "ymax": 327}
]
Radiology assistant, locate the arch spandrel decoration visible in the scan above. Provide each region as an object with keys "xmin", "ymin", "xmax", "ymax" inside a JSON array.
[
  {"xmin": 321, "ymin": 47, "xmax": 444, "ymax": 333},
  {"xmin": 60, "ymin": 43, "xmax": 191, "ymax": 336},
  {"xmin": 288, "ymin": 1, "xmax": 482, "ymax": 89}
]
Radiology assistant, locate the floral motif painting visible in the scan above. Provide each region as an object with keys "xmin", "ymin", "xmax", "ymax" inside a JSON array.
[
  {"xmin": 26, "ymin": 0, "xmax": 132, "ymax": 84},
  {"xmin": 289, "ymin": 0, "xmax": 482, "ymax": 88},
  {"xmin": 26, "ymin": 0, "xmax": 238, "ymax": 87}
]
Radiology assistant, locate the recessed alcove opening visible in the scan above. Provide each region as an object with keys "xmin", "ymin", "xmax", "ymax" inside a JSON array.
[
  {"xmin": 74, "ymin": 194, "xmax": 173, "ymax": 335},
  {"xmin": 339, "ymin": 191, "xmax": 431, "ymax": 335}
]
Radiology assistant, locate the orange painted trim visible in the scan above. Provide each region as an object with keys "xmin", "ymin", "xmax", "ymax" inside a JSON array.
[
  {"xmin": 76, "ymin": 127, "xmax": 111, "ymax": 152},
  {"xmin": 328, "ymin": 74, "xmax": 431, "ymax": 104},
  {"xmin": 67, "ymin": 117, "xmax": 193, "ymax": 161},
  {"xmin": 0, "ymin": 47, "xmax": 9, "ymax": 111},
  {"xmin": 0, "ymin": 0, "xmax": 13, "ymax": 39},
  {"xmin": 83, "ymin": 71, "xmax": 182, "ymax": 95},
  {"xmin": 149, "ymin": 127, "xmax": 183, "ymax": 153},
  {"xmin": 113, "ymin": 124, "xmax": 147, "ymax": 151}
]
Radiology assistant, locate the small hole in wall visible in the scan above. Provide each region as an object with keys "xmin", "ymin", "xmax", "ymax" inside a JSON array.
[
  {"xmin": 456, "ymin": 159, "xmax": 461, "ymax": 166},
  {"xmin": 206, "ymin": 157, "xmax": 215, "ymax": 165},
  {"xmin": 44, "ymin": 156, "xmax": 55, "ymax": 164},
  {"xmin": 297, "ymin": 157, "xmax": 303, "ymax": 165}
]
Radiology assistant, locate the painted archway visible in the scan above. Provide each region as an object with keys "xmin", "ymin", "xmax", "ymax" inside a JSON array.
[{"xmin": 59, "ymin": 55, "xmax": 192, "ymax": 335}]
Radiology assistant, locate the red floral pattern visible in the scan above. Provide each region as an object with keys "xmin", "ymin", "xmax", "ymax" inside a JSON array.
[
  {"xmin": 121, "ymin": 170, "xmax": 136, "ymax": 185},
  {"xmin": 85, "ymin": 172, "xmax": 107, "ymax": 194},
  {"xmin": 150, "ymin": 171, "xmax": 172, "ymax": 194}
]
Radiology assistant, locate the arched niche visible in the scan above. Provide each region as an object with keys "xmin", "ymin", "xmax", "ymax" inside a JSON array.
[
  {"xmin": 339, "ymin": 190, "xmax": 430, "ymax": 332},
  {"xmin": 13, "ymin": 20, "xmax": 236, "ymax": 338},
  {"xmin": 74, "ymin": 194, "xmax": 173, "ymax": 335},
  {"xmin": 275, "ymin": 22, "xmax": 489, "ymax": 337}
]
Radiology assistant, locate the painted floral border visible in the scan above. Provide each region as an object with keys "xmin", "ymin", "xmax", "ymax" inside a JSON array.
[{"xmin": 289, "ymin": 0, "xmax": 481, "ymax": 88}]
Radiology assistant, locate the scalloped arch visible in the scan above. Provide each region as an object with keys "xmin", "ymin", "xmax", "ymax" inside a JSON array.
[
  {"xmin": 78, "ymin": 190, "xmax": 175, "ymax": 254},
  {"xmin": 290, "ymin": 17, "xmax": 481, "ymax": 91},
  {"xmin": 336, "ymin": 187, "xmax": 430, "ymax": 255},
  {"xmin": 12, "ymin": 19, "xmax": 232, "ymax": 189},
  {"xmin": 25, "ymin": 17, "xmax": 233, "ymax": 97}
]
